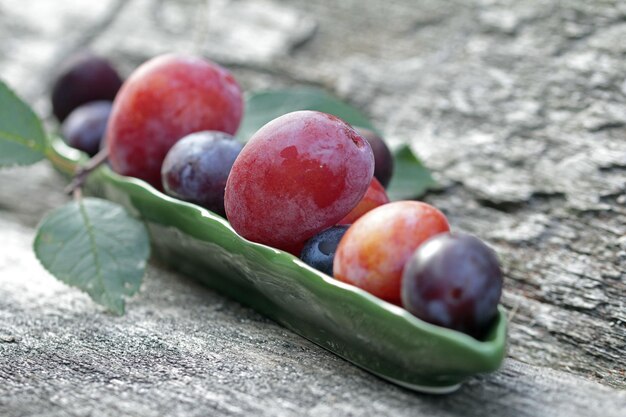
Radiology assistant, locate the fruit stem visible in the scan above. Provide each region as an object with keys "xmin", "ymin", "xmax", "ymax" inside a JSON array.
[{"xmin": 64, "ymin": 148, "xmax": 108, "ymax": 196}]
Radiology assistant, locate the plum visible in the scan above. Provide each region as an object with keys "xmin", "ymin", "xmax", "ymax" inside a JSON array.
[
  {"xmin": 161, "ymin": 131, "xmax": 243, "ymax": 216},
  {"xmin": 106, "ymin": 54, "xmax": 243, "ymax": 189},
  {"xmin": 61, "ymin": 101, "xmax": 112, "ymax": 156},
  {"xmin": 225, "ymin": 110, "xmax": 374, "ymax": 254},
  {"xmin": 51, "ymin": 52, "xmax": 122, "ymax": 122},
  {"xmin": 402, "ymin": 233, "xmax": 503, "ymax": 338},
  {"xmin": 333, "ymin": 201, "xmax": 450, "ymax": 304},
  {"xmin": 338, "ymin": 177, "xmax": 389, "ymax": 224},
  {"xmin": 300, "ymin": 226, "xmax": 350, "ymax": 276}
]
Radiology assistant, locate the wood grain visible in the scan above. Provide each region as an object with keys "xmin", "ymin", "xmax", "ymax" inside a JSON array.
[{"xmin": 0, "ymin": 0, "xmax": 624, "ymax": 415}]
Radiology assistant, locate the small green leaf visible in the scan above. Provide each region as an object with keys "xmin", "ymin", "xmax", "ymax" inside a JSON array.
[
  {"xmin": 34, "ymin": 198, "xmax": 150, "ymax": 314},
  {"xmin": 387, "ymin": 145, "xmax": 437, "ymax": 201},
  {"xmin": 239, "ymin": 88, "xmax": 377, "ymax": 140},
  {"xmin": 0, "ymin": 79, "xmax": 47, "ymax": 167}
]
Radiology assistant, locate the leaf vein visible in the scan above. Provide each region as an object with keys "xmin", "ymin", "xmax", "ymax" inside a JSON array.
[
  {"xmin": 78, "ymin": 201, "xmax": 106, "ymax": 299},
  {"xmin": 46, "ymin": 226, "xmax": 87, "ymax": 272},
  {"xmin": 0, "ymin": 130, "xmax": 45, "ymax": 152}
]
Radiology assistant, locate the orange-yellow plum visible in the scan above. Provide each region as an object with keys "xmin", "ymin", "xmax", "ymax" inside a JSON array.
[{"xmin": 333, "ymin": 201, "xmax": 450, "ymax": 304}]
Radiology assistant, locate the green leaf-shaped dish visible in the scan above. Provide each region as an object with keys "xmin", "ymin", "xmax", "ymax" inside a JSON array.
[{"xmin": 46, "ymin": 139, "xmax": 506, "ymax": 394}]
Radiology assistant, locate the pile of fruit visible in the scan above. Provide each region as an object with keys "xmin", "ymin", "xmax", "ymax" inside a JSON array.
[{"xmin": 54, "ymin": 52, "xmax": 503, "ymax": 339}]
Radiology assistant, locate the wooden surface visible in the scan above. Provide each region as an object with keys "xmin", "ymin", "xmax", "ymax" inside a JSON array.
[{"xmin": 1, "ymin": 0, "xmax": 625, "ymax": 415}]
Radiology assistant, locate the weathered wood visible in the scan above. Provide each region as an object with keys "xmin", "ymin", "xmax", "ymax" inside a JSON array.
[
  {"xmin": 0, "ymin": 0, "xmax": 625, "ymax": 415},
  {"xmin": 1, "ymin": 217, "xmax": 625, "ymax": 417}
]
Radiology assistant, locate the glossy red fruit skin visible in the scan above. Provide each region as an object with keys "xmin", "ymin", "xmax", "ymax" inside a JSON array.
[
  {"xmin": 106, "ymin": 54, "xmax": 243, "ymax": 189},
  {"xmin": 401, "ymin": 233, "xmax": 503, "ymax": 339},
  {"xmin": 338, "ymin": 177, "xmax": 389, "ymax": 224},
  {"xmin": 333, "ymin": 201, "xmax": 450, "ymax": 304},
  {"xmin": 224, "ymin": 110, "xmax": 374, "ymax": 254}
]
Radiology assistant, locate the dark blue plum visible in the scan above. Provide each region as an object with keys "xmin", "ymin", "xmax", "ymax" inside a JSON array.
[
  {"xmin": 161, "ymin": 131, "xmax": 243, "ymax": 217},
  {"xmin": 401, "ymin": 233, "xmax": 502, "ymax": 339},
  {"xmin": 356, "ymin": 127, "xmax": 394, "ymax": 188},
  {"xmin": 300, "ymin": 226, "xmax": 350, "ymax": 276},
  {"xmin": 61, "ymin": 101, "xmax": 112, "ymax": 156},
  {"xmin": 51, "ymin": 52, "xmax": 123, "ymax": 122}
]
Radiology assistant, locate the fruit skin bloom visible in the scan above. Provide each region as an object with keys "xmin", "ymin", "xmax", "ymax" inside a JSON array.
[
  {"xmin": 61, "ymin": 101, "xmax": 112, "ymax": 156},
  {"xmin": 225, "ymin": 111, "xmax": 374, "ymax": 255},
  {"xmin": 334, "ymin": 201, "xmax": 450, "ymax": 304},
  {"xmin": 300, "ymin": 225, "xmax": 350, "ymax": 277},
  {"xmin": 401, "ymin": 233, "xmax": 503, "ymax": 338},
  {"xmin": 106, "ymin": 54, "xmax": 243, "ymax": 189},
  {"xmin": 161, "ymin": 131, "xmax": 243, "ymax": 217}
]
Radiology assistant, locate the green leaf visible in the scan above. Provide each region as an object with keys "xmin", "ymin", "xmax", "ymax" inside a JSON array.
[
  {"xmin": 34, "ymin": 198, "xmax": 150, "ymax": 314},
  {"xmin": 387, "ymin": 145, "xmax": 437, "ymax": 201},
  {"xmin": 239, "ymin": 88, "xmax": 377, "ymax": 141},
  {"xmin": 0, "ymin": 79, "xmax": 47, "ymax": 167}
]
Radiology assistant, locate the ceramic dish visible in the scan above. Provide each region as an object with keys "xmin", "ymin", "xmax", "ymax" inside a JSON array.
[{"xmin": 46, "ymin": 138, "xmax": 506, "ymax": 394}]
